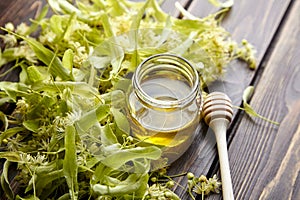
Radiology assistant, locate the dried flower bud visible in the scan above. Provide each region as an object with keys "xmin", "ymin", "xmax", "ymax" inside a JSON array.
[
  {"xmin": 187, "ymin": 172, "xmax": 194, "ymax": 180},
  {"xmin": 198, "ymin": 175, "xmax": 208, "ymax": 183},
  {"xmin": 166, "ymin": 180, "xmax": 175, "ymax": 188},
  {"xmin": 5, "ymin": 22, "xmax": 14, "ymax": 31},
  {"xmin": 150, "ymin": 177, "xmax": 157, "ymax": 183}
]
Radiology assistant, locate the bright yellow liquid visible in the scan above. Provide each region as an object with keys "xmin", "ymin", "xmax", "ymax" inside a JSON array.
[{"xmin": 128, "ymin": 74, "xmax": 200, "ymax": 148}]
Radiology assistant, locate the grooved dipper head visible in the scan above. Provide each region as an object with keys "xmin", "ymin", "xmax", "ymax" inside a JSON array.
[{"xmin": 202, "ymin": 92, "xmax": 233, "ymax": 128}]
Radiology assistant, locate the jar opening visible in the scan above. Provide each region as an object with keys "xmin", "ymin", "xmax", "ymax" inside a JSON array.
[{"xmin": 133, "ymin": 54, "xmax": 200, "ymax": 108}]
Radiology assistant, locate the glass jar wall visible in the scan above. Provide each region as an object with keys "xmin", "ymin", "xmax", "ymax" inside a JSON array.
[{"xmin": 127, "ymin": 54, "xmax": 202, "ymax": 166}]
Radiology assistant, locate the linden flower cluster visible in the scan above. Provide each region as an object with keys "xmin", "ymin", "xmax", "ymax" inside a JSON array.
[
  {"xmin": 0, "ymin": 23, "xmax": 37, "ymax": 64},
  {"xmin": 187, "ymin": 173, "xmax": 221, "ymax": 200},
  {"xmin": 0, "ymin": 0, "xmax": 257, "ymax": 199}
]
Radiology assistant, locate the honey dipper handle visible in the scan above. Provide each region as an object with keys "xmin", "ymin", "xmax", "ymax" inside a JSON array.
[{"xmin": 210, "ymin": 118, "xmax": 235, "ymax": 200}]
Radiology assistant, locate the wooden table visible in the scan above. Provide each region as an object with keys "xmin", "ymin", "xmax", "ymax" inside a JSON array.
[{"xmin": 1, "ymin": 0, "xmax": 300, "ymax": 199}]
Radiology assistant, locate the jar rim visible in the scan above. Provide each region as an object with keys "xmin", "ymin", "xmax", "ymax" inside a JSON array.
[{"xmin": 132, "ymin": 53, "xmax": 200, "ymax": 108}]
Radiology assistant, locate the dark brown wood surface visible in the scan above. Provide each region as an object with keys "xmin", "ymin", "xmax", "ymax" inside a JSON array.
[
  {"xmin": 1, "ymin": 0, "xmax": 300, "ymax": 200},
  {"xmin": 164, "ymin": 0, "xmax": 297, "ymax": 199},
  {"xmin": 226, "ymin": 1, "xmax": 300, "ymax": 199},
  {"xmin": 0, "ymin": 0, "xmax": 44, "ymax": 26}
]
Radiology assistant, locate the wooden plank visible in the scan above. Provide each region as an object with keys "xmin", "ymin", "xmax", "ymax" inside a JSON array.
[
  {"xmin": 166, "ymin": 0, "xmax": 293, "ymax": 199},
  {"xmin": 223, "ymin": 0, "xmax": 300, "ymax": 199},
  {"xmin": 0, "ymin": 1, "xmax": 14, "ymax": 16},
  {"xmin": 160, "ymin": 0, "xmax": 190, "ymax": 17},
  {"xmin": 0, "ymin": 0, "xmax": 44, "ymax": 27}
]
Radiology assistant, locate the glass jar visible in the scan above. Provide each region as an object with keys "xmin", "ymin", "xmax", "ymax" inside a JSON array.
[{"xmin": 127, "ymin": 54, "xmax": 202, "ymax": 165}]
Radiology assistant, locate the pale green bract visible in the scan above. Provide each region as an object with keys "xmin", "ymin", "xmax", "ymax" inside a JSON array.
[
  {"xmin": 0, "ymin": 0, "xmax": 256, "ymax": 199},
  {"xmin": 242, "ymin": 86, "xmax": 279, "ymax": 125}
]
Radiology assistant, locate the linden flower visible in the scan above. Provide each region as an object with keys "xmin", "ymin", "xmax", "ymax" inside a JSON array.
[
  {"xmin": 39, "ymin": 31, "xmax": 57, "ymax": 44},
  {"xmin": 73, "ymin": 20, "xmax": 92, "ymax": 32},
  {"xmin": 237, "ymin": 39, "xmax": 257, "ymax": 69},
  {"xmin": 0, "ymin": 33, "xmax": 17, "ymax": 47},
  {"xmin": 14, "ymin": 98, "xmax": 29, "ymax": 117},
  {"xmin": 144, "ymin": 184, "xmax": 180, "ymax": 200},
  {"xmin": 207, "ymin": 174, "xmax": 222, "ymax": 194},
  {"xmin": 53, "ymin": 116, "xmax": 66, "ymax": 132},
  {"xmin": 188, "ymin": 174, "xmax": 222, "ymax": 199},
  {"xmin": 19, "ymin": 152, "xmax": 48, "ymax": 166},
  {"xmin": 110, "ymin": 14, "xmax": 135, "ymax": 35},
  {"xmin": 70, "ymin": 41, "xmax": 88, "ymax": 67},
  {"xmin": 5, "ymin": 22, "xmax": 15, "ymax": 31},
  {"xmin": 65, "ymin": 110, "xmax": 82, "ymax": 126},
  {"xmin": 13, "ymin": 43, "xmax": 37, "ymax": 63},
  {"xmin": 15, "ymin": 22, "xmax": 30, "ymax": 35}
]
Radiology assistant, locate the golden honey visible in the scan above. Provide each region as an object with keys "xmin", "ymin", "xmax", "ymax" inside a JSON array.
[{"xmin": 127, "ymin": 54, "xmax": 202, "ymax": 164}]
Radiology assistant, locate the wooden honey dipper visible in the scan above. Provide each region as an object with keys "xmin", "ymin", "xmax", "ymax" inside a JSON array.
[{"xmin": 202, "ymin": 92, "xmax": 234, "ymax": 200}]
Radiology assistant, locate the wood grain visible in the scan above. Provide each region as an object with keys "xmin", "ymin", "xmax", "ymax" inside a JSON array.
[
  {"xmin": 0, "ymin": 0, "xmax": 44, "ymax": 27},
  {"xmin": 160, "ymin": 0, "xmax": 190, "ymax": 17},
  {"xmin": 166, "ymin": 0, "xmax": 294, "ymax": 199},
  {"xmin": 225, "ymin": 1, "xmax": 300, "ymax": 199}
]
